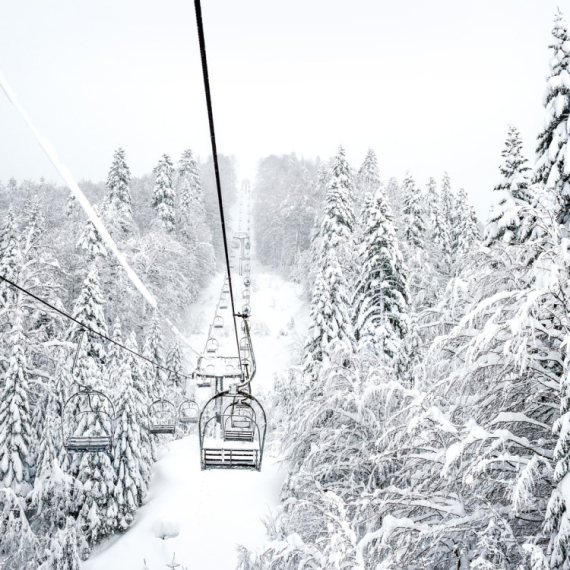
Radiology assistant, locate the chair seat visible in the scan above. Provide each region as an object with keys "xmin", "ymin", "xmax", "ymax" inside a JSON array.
[
  {"xmin": 202, "ymin": 448, "xmax": 259, "ymax": 470},
  {"xmin": 150, "ymin": 425, "xmax": 175, "ymax": 435},
  {"xmin": 66, "ymin": 436, "xmax": 112, "ymax": 453}
]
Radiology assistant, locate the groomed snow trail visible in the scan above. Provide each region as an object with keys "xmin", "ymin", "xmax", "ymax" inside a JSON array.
[{"xmin": 83, "ymin": 258, "xmax": 308, "ymax": 570}]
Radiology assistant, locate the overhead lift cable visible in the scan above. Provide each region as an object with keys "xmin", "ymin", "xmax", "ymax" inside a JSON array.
[
  {"xmin": 0, "ymin": 273, "xmax": 194, "ymax": 381},
  {"xmin": 194, "ymin": 0, "xmax": 243, "ymax": 368}
]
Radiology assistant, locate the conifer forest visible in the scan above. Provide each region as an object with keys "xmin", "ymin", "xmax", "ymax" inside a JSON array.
[{"xmin": 2, "ymin": 3, "xmax": 570, "ymax": 570}]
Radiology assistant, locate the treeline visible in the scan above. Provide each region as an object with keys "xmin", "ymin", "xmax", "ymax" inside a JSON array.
[
  {"xmin": 243, "ymin": 10, "xmax": 570, "ymax": 570},
  {"xmin": 0, "ymin": 148, "xmax": 233, "ymax": 568}
]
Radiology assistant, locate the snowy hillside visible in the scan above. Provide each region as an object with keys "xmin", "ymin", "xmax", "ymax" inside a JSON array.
[{"xmin": 83, "ymin": 262, "xmax": 308, "ymax": 570}]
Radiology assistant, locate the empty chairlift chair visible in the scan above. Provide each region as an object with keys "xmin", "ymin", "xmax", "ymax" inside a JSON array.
[
  {"xmin": 206, "ymin": 337, "xmax": 219, "ymax": 354},
  {"xmin": 178, "ymin": 399, "xmax": 200, "ymax": 425},
  {"xmin": 219, "ymin": 295, "xmax": 228, "ymax": 309},
  {"xmin": 243, "ymin": 289, "xmax": 250, "ymax": 300},
  {"xmin": 199, "ymin": 388, "xmax": 267, "ymax": 471},
  {"xmin": 62, "ymin": 389, "xmax": 115, "ymax": 454},
  {"xmin": 223, "ymin": 400, "xmax": 256, "ymax": 442},
  {"xmin": 213, "ymin": 315, "xmax": 224, "ymax": 329},
  {"xmin": 149, "ymin": 399, "xmax": 176, "ymax": 435}
]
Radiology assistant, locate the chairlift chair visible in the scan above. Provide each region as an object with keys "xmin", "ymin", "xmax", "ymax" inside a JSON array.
[
  {"xmin": 178, "ymin": 399, "xmax": 200, "ymax": 425},
  {"xmin": 242, "ymin": 304, "xmax": 251, "ymax": 317},
  {"xmin": 206, "ymin": 338, "xmax": 219, "ymax": 354},
  {"xmin": 62, "ymin": 389, "xmax": 115, "ymax": 454},
  {"xmin": 219, "ymin": 295, "xmax": 228, "ymax": 309},
  {"xmin": 213, "ymin": 315, "xmax": 224, "ymax": 329},
  {"xmin": 199, "ymin": 389, "xmax": 267, "ymax": 470},
  {"xmin": 149, "ymin": 399, "xmax": 176, "ymax": 435},
  {"xmin": 243, "ymin": 289, "xmax": 250, "ymax": 300},
  {"xmin": 243, "ymin": 276, "xmax": 251, "ymax": 288}
]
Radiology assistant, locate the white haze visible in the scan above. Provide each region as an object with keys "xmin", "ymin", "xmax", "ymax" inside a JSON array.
[{"xmin": 0, "ymin": 0, "xmax": 562, "ymax": 219}]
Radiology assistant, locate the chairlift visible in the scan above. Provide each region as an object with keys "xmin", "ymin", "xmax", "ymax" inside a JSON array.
[
  {"xmin": 62, "ymin": 389, "xmax": 115, "ymax": 454},
  {"xmin": 62, "ymin": 330, "xmax": 114, "ymax": 454},
  {"xmin": 213, "ymin": 315, "xmax": 224, "ymax": 329},
  {"xmin": 243, "ymin": 289, "xmax": 250, "ymax": 300},
  {"xmin": 206, "ymin": 338, "xmax": 219, "ymax": 354},
  {"xmin": 149, "ymin": 399, "xmax": 176, "ymax": 435},
  {"xmin": 199, "ymin": 388, "xmax": 266, "ymax": 470},
  {"xmin": 242, "ymin": 304, "xmax": 251, "ymax": 317},
  {"xmin": 222, "ymin": 400, "xmax": 256, "ymax": 442},
  {"xmin": 222, "ymin": 284, "xmax": 230, "ymax": 294},
  {"xmin": 178, "ymin": 399, "xmax": 200, "ymax": 425},
  {"xmin": 243, "ymin": 276, "xmax": 251, "ymax": 288},
  {"xmin": 219, "ymin": 295, "xmax": 228, "ymax": 309}
]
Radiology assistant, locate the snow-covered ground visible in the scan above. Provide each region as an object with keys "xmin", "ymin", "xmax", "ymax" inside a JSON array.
[{"xmin": 84, "ymin": 238, "xmax": 308, "ymax": 569}]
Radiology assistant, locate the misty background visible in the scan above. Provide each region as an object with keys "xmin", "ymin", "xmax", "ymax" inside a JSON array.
[{"xmin": 0, "ymin": 0, "xmax": 561, "ymax": 219}]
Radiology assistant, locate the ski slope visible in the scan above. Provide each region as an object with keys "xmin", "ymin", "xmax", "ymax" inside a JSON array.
[{"xmin": 83, "ymin": 257, "xmax": 308, "ymax": 570}]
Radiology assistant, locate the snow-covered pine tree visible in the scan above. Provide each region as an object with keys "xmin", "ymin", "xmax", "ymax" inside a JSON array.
[
  {"xmin": 103, "ymin": 147, "xmax": 134, "ymax": 238},
  {"xmin": 401, "ymin": 172, "xmax": 425, "ymax": 249},
  {"xmin": 0, "ymin": 208, "xmax": 21, "ymax": 310},
  {"xmin": 303, "ymin": 248, "xmax": 355, "ymax": 383},
  {"xmin": 485, "ymin": 125, "xmax": 533, "ymax": 246},
  {"xmin": 0, "ymin": 302, "xmax": 33, "ymax": 494},
  {"xmin": 67, "ymin": 265, "xmax": 108, "ymax": 366},
  {"xmin": 321, "ymin": 145, "xmax": 355, "ymax": 259},
  {"xmin": 113, "ymin": 354, "xmax": 145, "ymax": 530},
  {"xmin": 107, "ymin": 316, "xmax": 123, "ymax": 392},
  {"xmin": 426, "ymin": 179, "xmax": 453, "ymax": 280},
  {"xmin": 125, "ymin": 330, "xmax": 154, "ymax": 488},
  {"xmin": 353, "ymin": 188, "xmax": 409, "ymax": 359},
  {"xmin": 440, "ymin": 171, "xmax": 459, "ymax": 257},
  {"xmin": 454, "ymin": 188, "xmax": 481, "ymax": 259},
  {"xmin": 177, "ymin": 149, "xmax": 215, "ymax": 278},
  {"xmin": 152, "ymin": 154, "xmax": 176, "ymax": 232},
  {"xmin": 357, "ymin": 148, "xmax": 381, "ymax": 200},
  {"xmin": 43, "ymin": 517, "xmax": 81, "ymax": 570},
  {"xmin": 535, "ymin": 9, "xmax": 570, "ymax": 225},
  {"xmin": 76, "ymin": 206, "xmax": 107, "ymax": 263},
  {"xmin": 166, "ymin": 338, "xmax": 183, "ymax": 392},
  {"xmin": 146, "ymin": 312, "xmax": 165, "ymax": 398}
]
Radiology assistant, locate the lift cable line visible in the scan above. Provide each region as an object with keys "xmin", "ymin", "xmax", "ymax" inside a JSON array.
[
  {"xmin": 194, "ymin": 0, "xmax": 242, "ymax": 368},
  {"xmin": 0, "ymin": 273, "xmax": 194, "ymax": 381},
  {"xmin": 0, "ymin": 70, "xmax": 200, "ymax": 358}
]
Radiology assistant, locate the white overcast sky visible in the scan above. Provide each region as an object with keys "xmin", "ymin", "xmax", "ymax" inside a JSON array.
[{"xmin": 0, "ymin": 0, "xmax": 563, "ymax": 219}]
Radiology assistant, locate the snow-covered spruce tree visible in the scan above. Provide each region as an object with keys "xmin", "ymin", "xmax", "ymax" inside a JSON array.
[
  {"xmin": 112, "ymin": 353, "xmax": 146, "ymax": 530},
  {"xmin": 303, "ymin": 249, "xmax": 355, "ymax": 384},
  {"xmin": 75, "ymin": 389, "xmax": 117, "ymax": 556},
  {"xmin": 76, "ymin": 206, "xmax": 107, "ymax": 263},
  {"xmin": 103, "ymin": 147, "xmax": 134, "ymax": 238},
  {"xmin": 43, "ymin": 517, "xmax": 81, "ymax": 570},
  {"xmin": 0, "ymin": 208, "xmax": 21, "ymax": 311},
  {"xmin": 357, "ymin": 148, "xmax": 381, "ymax": 199},
  {"xmin": 321, "ymin": 145, "xmax": 355, "ymax": 262},
  {"xmin": 166, "ymin": 338, "xmax": 183, "ymax": 392},
  {"xmin": 152, "ymin": 154, "xmax": 176, "ymax": 232},
  {"xmin": 401, "ymin": 172, "xmax": 425, "ymax": 249},
  {"xmin": 535, "ymin": 9, "xmax": 570, "ymax": 225},
  {"xmin": 454, "ymin": 187, "xmax": 481, "ymax": 260},
  {"xmin": 146, "ymin": 311, "xmax": 166, "ymax": 398},
  {"xmin": 67, "ymin": 265, "xmax": 107, "ymax": 366},
  {"xmin": 352, "ymin": 188, "xmax": 409, "ymax": 361},
  {"xmin": 176, "ymin": 149, "xmax": 215, "ymax": 281},
  {"xmin": 29, "ymin": 375, "xmax": 78, "ymax": 540},
  {"xmin": 126, "ymin": 331, "xmax": 154, "ymax": 482},
  {"xmin": 0, "ymin": 302, "xmax": 33, "ymax": 494},
  {"xmin": 485, "ymin": 125, "xmax": 533, "ymax": 246}
]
